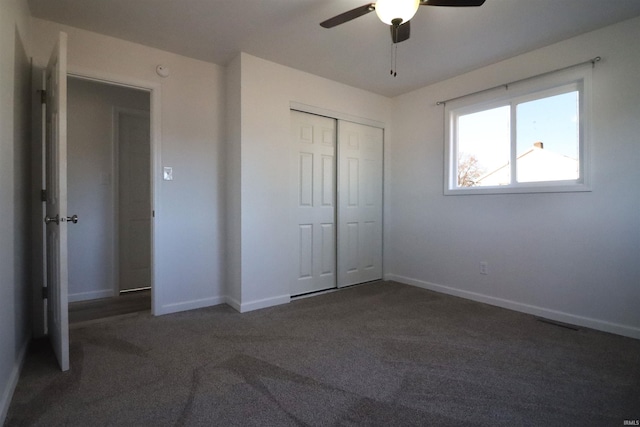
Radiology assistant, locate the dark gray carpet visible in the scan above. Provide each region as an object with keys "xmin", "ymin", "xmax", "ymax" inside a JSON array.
[{"xmin": 5, "ymin": 281, "xmax": 640, "ymax": 426}]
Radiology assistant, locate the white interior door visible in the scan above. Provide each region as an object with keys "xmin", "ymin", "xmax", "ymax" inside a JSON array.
[
  {"xmin": 337, "ymin": 120, "xmax": 383, "ymax": 287},
  {"xmin": 290, "ymin": 111, "xmax": 337, "ymax": 295},
  {"xmin": 44, "ymin": 32, "xmax": 69, "ymax": 371},
  {"xmin": 117, "ymin": 109, "xmax": 151, "ymax": 293}
]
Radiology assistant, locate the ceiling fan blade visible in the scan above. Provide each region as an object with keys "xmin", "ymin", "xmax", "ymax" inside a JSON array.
[
  {"xmin": 320, "ymin": 3, "xmax": 375, "ymax": 28},
  {"xmin": 420, "ymin": 0, "xmax": 485, "ymax": 6},
  {"xmin": 391, "ymin": 21, "xmax": 411, "ymax": 44}
]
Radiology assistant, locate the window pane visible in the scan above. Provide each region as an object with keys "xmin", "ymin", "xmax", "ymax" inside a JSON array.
[
  {"xmin": 457, "ymin": 106, "xmax": 510, "ymax": 187},
  {"xmin": 516, "ymin": 91, "xmax": 579, "ymax": 182}
]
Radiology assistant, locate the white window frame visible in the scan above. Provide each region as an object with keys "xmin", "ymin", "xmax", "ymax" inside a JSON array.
[{"xmin": 444, "ymin": 66, "xmax": 592, "ymax": 195}]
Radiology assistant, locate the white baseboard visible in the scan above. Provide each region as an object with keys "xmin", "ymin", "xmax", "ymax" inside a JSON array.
[
  {"xmin": 68, "ymin": 289, "xmax": 114, "ymax": 303},
  {"xmin": 154, "ymin": 293, "xmax": 290, "ymax": 316},
  {"xmin": 156, "ymin": 296, "xmax": 226, "ymax": 316},
  {"xmin": 237, "ymin": 294, "xmax": 290, "ymax": 313},
  {"xmin": 386, "ymin": 273, "xmax": 640, "ymax": 340},
  {"xmin": 225, "ymin": 296, "xmax": 241, "ymax": 312},
  {"xmin": 0, "ymin": 338, "xmax": 29, "ymax": 425}
]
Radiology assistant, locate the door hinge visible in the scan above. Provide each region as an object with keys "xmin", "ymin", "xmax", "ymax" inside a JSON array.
[
  {"xmin": 39, "ymin": 90, "xmax": 47, "ymax": 104},
  {"xmin": 41, "ymin": 189, "xmax": 47, "ymax": 202},
  {"xmin": 42, "ymin": 287, "xmax": 48, "ymax": 299}
]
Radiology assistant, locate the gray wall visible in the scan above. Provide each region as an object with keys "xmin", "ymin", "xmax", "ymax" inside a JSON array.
[
  {"xmin": 229, "ymin": 53, "xmax": 391, "ymax": 311},
  {"xmin": 386, "ymin": 16, "xmax": 640, "ymax": 338},
  {"xmin": 0, "ymin": 0, "xmax": 32, "ymax": 422},
  {"xmin": 67, "ymin": 78, "xmax": 149, "ymax": 301},
  {"xmin": 31, "ymin": 18, "xmax": 227, "ymax": 316}
]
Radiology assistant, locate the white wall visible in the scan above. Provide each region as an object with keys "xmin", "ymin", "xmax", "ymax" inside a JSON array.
[
  {"xmin": 0, "ymin": 0, "xmax": 32, "ymax": 422},
  {"xmin": 233, "ymin": 53, "xmax": 392, "ymax": 311},
  {"xmin": 386, "ymin": 16, "xmax": 640, "ymax": 339},
  {"xmin": 67, "ymin": 78, "xmax": 149, "ymax": 301},
  {"xmin": 30, "ymin": 18, "xmax": 227, "ymax": 315}
]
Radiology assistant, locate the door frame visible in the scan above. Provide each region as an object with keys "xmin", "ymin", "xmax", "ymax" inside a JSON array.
[{"xmin": 68, "ymin": 66, "xmax": 161, "ymax": 315}]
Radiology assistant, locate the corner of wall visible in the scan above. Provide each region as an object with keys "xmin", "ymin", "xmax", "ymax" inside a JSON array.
[
  {"xmin": 238, "ymin": 294, "xmax": 291, "ymax": 314},
  {"xmin": 224, "ymin": 53, "xmax": 242, "ymax": 305}
]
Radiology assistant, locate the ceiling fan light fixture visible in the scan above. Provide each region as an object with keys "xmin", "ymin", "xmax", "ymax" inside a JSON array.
[{"xmin": 375, "ymin": 0, "xmax": 420, "ymax": 25}]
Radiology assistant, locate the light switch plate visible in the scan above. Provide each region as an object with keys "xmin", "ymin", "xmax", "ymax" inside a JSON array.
[{"xmin": 163, "ymin": 167, "xmax": 173, "ymax": 181}]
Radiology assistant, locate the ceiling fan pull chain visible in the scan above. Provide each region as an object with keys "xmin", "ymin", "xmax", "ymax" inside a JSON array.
[
  {"xmin": 393, "ymin": 43, "xmax": 398, "ymax": 77},
  {"xmin": 390, "ymin": 42, "xmax": 394, "ymax": 75},
  {"xmin": 390, "ymin": 24, "xmax": 399, "ymax": 77}
]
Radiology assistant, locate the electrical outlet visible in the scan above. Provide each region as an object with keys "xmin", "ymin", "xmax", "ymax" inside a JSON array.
[{"xmin": 479, "ymin": 262, "xmax": 489, "ymax": 275}]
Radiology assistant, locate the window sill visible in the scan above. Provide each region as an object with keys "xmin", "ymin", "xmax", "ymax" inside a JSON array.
[{"xmin": 444, "ymin": 182, "xmax": 592, "ymax": 196}]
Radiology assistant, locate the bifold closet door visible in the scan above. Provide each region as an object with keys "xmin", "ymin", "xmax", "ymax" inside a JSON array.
[
  {"xmin": 337, "ymin": 120, "xmax": 383, "ymax": 287},
  {"xmin": 290, "ymin": 110, "xmax": 337, "ymax": 296}
]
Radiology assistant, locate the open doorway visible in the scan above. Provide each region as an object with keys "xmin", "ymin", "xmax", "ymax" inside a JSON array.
[{"xmin": 66, "ymin": 77, "xmax": 151, "ymax": 324}]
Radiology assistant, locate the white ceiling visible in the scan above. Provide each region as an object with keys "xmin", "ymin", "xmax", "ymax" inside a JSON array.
[{"xmin": 27, "ymin": 0, "xmax": 640, "ymax": 97}]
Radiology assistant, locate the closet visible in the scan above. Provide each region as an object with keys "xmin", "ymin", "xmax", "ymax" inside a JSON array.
[{"xmin": 290, "ymin": 110, "xmax": 383, "ymax": 296}]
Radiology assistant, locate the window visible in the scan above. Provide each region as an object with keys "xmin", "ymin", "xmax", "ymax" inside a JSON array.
[{"xmin": 444, "ymin": 66, "xmax": 591, "ymax": 195}]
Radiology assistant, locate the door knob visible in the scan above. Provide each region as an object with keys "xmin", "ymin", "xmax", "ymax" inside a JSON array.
[
  {"xmin": 44, "ymin": 214, "xmax": 60, "ymax": 225},
  {"xmin": 67, "ymin": 214, "xmax": 79, "ymax": 224}
]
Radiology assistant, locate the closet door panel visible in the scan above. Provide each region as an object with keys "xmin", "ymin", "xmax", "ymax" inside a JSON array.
[
  {"xmin": 337, "ymin": 121, "xmax": 383, "ymax": 287},
  {"xmin": 291, "ymin": 111, "xmax": 337, "ymax": 295}
]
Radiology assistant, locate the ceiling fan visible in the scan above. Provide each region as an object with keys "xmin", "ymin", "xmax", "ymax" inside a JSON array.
[{"xmin": 320, "ymin": 0, "xmax": 486, "ymax": 44}]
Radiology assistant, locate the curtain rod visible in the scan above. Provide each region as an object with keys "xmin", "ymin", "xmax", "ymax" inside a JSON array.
[{"xmin": 436, "ymin": 56, "xmax": 601, "ymax": 106}]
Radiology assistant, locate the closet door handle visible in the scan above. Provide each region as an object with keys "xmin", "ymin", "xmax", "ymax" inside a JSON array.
[{"xmin": 67, "ymin": 215, "xmax": 79, "ymax": 224}]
